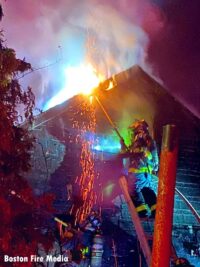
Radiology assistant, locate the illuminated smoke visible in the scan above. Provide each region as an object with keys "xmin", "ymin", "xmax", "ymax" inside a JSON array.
[{"xmin": 1, "ymin": 0, "xmax": 164, "ymax": 110}]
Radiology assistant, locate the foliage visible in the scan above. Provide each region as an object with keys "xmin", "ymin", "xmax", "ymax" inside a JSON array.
[
  {"xmin": 0, "ymin": 7, "xmax": 55, "ymax": 266},
  {"xmin": 0, "ymin": 39, "xmax": 35, "ymax": 175}
]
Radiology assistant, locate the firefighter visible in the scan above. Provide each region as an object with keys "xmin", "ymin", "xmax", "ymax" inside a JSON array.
[
  {"xmin": 121, "ymin": 119, "xmax": 159, "ymax": 218},
  {"xmin": 80, "ymin": 210, "xmax": 102, "ymax": 247},
  {"xmin": 78, "ymin": 209, "xmax": 102, "ymax": 262}
]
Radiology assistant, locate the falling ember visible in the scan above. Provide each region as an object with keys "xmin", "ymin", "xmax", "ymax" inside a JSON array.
[
  {"xmin": 71, "ymin": 99, "xmax": 98, "ymax": 223},
  {"xmin": 61, "ymin": 32, "xmax": 116, "ymax": 223}
]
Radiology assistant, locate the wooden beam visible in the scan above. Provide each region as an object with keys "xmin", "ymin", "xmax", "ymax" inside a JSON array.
[{"xmin": 119, "ymin": 176, "xmax": 152, "ymax": 266}]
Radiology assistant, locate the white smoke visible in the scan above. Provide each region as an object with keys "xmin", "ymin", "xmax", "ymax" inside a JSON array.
[
  {"xmin": 1, "ymin": 0, "xmax": 162, "ymax": 110},
  {"xmin": 68, "ymin": 1, "xmax": 148, "ymax": 77}
]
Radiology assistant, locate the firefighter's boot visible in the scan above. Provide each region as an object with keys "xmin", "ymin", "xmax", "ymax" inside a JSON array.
[{"xmin": 131, "ymin": 191, "xmax": 148, "ymax": 218}]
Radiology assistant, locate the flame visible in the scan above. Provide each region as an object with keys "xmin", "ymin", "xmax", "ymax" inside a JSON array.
[
  {"xmin": 44, "ymin": 63, "xmax": 104, "ymax": 110},
  {"xmin": 106, "ymin": 80, "xmax": 115, "ymax": 91},
  {"xmin": 64, "ymin": 64, "xmax": 104, "ymax": 95}
]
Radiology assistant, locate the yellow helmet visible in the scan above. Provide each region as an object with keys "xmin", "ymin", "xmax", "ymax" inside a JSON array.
[{"xmin": 129, "ymin": 119, "xmax": 149, "ymax": 132}]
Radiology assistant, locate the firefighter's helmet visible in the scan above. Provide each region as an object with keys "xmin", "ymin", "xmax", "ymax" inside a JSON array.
[{"xmin": 129, "ymin": 119, "xmax": 149, "ymax": 132}]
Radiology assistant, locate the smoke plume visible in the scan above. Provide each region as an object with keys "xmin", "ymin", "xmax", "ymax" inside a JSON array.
[
  {"xmin": 1, "ymin": 0, "xmax": 164, "ymax": 110},
  {"xmin": 2, "ymin": 0, "xmax": 199, "ymax": 117}
]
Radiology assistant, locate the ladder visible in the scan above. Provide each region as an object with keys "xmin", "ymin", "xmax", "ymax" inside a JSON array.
[{"xmin": 119, "ymin": 176, "xmax": 177, "ymax": 267}]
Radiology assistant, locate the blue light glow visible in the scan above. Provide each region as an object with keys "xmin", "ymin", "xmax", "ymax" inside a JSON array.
[{"xmin": 92, "ymin": 135, "xmax": 121, "ymax": 153}]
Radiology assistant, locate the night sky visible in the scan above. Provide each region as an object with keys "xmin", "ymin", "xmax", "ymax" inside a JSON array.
[
  {"xmin": 148, "ymin": 0, "xmax": 200, "ymax": 118},
  {"xmin": 1, "ymin": 0, "xmax": 200, "ymax": 117}
]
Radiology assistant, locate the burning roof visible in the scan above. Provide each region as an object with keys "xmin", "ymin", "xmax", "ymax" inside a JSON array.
[{"xmin": 33, "ymin": 65, "xmax": 200, "ymax": 144}]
